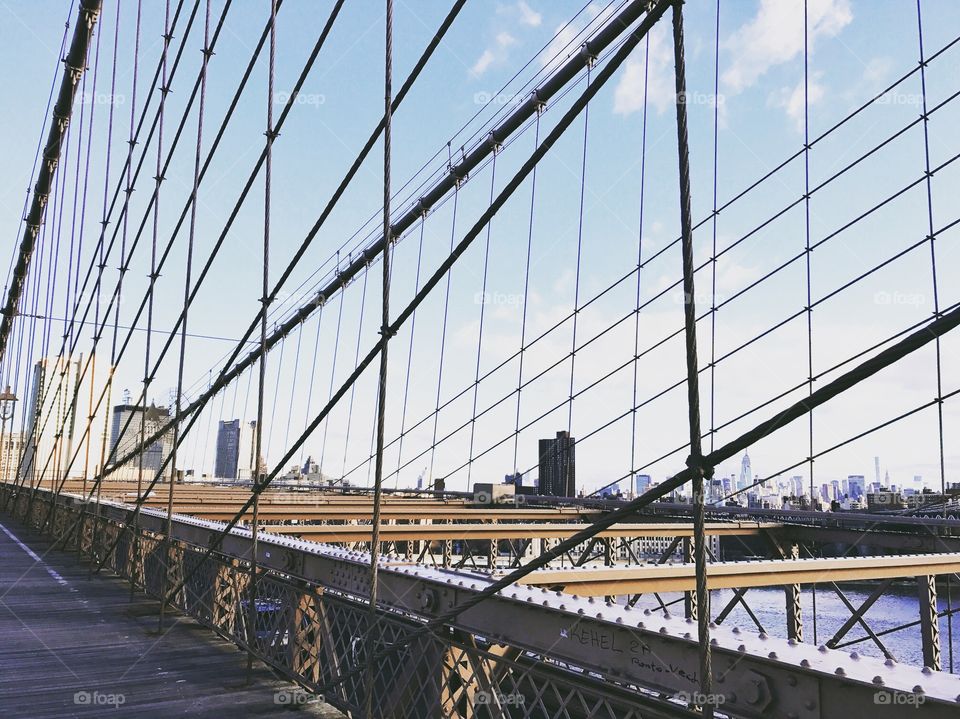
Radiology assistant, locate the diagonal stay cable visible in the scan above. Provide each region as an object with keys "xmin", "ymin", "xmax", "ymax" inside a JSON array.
[
  {"xmin": 30, "ymin": 0, "xmax": 235, "ymax": 524},
  {"xmin": 94, "ymin": 0, "xmax": 654, "ymax": 490},
  {"xmin": 93, "ymin": 0, "xmax": 466, "ymax": 491},
  {"xmin": 301, "ymin": 279, "xmax": 960, "ymax": 702},
  {"xmin": 14, "ymin": 0, "xmax": 201, "ymax": 508},
  {"xmin": 0, "ymin": 0, "xmax": 101, "ymax": 364},
  {"xmin": 154, "ymin": 0, "xmax": 676, "ymax": 617}
]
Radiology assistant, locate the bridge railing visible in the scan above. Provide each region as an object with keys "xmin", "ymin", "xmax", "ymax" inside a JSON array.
[{"xmin": 5, "ymin": 483, "xmax": 960, "ymax": 719}]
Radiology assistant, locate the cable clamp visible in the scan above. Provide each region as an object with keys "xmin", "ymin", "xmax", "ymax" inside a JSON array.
[
  {"xmin": 264, "ymin": 128, "xmax": 280, "ymax": 141},
  {"xmin": 579, "ymin": 44, "xmax": 597, "ymax": 69},
  {"xmin": 379, "ymin": 324, "xmax": 397, "ymax": 339},
  {"xmin": 685, "ymin": 454, "xmax": 714, "ymax": 479}
]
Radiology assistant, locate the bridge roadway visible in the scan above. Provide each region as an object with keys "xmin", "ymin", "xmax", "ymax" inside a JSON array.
[{"xmin": 0, "ymin": 516, "xmax": 341, "ymax": 718}]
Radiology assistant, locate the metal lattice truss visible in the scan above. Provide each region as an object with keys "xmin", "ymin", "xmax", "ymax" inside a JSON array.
[{"xmin": 10, "ymin": 484, "xmax": 960, "ymax": 719}]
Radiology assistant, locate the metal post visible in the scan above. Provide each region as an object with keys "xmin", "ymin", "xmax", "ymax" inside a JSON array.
[
  {"xmin": 672, "ymin": 0, "xmax": 713, "ymax": 712},
  {"xmin": 918, "ymin": 574, "xmax": 941, "ymax": 670}
]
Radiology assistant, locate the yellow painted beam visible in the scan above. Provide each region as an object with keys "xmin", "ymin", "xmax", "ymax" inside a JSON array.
[{"xmin": 517, "ymin": 553, "xmax": 960, "ymax": 595}]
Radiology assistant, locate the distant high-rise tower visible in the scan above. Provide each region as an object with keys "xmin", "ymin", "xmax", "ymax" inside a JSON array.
[
  {"xmin": 214, "ymin": 419, "xmax": 241, "ymax": 479},
  {"xmin": 238, "ymin": 420, "xmax": 265, "ymax": 481},
  {"xmin": 108, "ymin": 402, "xmax": 174, "ymax": 476},
  {"xmin": 635, "ymin": 473, "xmax": 652, "ymax": 495},
  {"xmin": 738, "ymin": 451, "xmax": 752, "ymax": 491},
  {"xmin": 874, "ymin": 456, "xmax": 881, "ymax": 487},
  {"xmin": 20, "ymin": 357, "xmax": 80, "ymax": 488},
  {"xmin": 538, "ymin": 431, "xmax": 576, "ymax": 497}
]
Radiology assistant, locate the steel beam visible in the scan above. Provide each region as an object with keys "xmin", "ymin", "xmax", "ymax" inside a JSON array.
[{"xmin": 517, "ymin": 554, "xmax": 960, "ymax": 595}]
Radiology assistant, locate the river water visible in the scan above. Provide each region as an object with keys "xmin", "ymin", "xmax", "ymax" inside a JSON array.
[{"xmin": 626, "ymin": 582, "xmax": 960, "ymax": 671}]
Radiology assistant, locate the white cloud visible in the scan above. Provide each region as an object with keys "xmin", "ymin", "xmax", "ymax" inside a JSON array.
[
  {"xmin": 771, "ymin": 74, "xmax": 825, "ymax": 132},
  {"xmin": 863, "ymin": 56, "xmax": 892, "ymax": 87},
  {"xmin": 722, "ymin": 0, "xmax": 852, "ymax": 94},
  {"xmin": 613, "ymin": 24, "xmax": 675, "ymax": 115},
  {"xmin": 471, "ymin": 32, "xmax": 518, "ymax": 77},
  {"xmin": 517, "ymin": 1, "xmax": 542, "ymax": 28}
]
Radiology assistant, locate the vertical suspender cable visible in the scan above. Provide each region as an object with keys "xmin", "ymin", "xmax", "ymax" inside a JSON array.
[
  {"xmin": 802, "ymin": 0, "xmax": 818, "ymax": 645},
  {"xmin": 709, "ymin": 0, "xmax": 720, "ymax": 458},
  {"xmin": 265, "ymin": 336, "xmax": 285, "ymax": 461},
  {"xmin": 514, "ymin": 113, "xmax": 540, "ymax": 476},
  {"xmin": 302, "ymin": 305, "xmax": 324, "ymax": 468},
  {"xmin": 340, "ymin": 271, "xmax": 368, "ymax": 480},
  {"xmin": 630, "ymin": 35, "xmax": 649, "ymax": 496},
  {"xmin": 671, "ymin": 2, "xmax": 713, "ymax": 716},
  {"xmin": 916, "ymin": 0, "xmax": 950, "ymax": 672},
  {"xmin": 467, "ymin": 155, "xmax": 497, "ymax": 485},
  {"xmin": 249, "ymin": 0, "xmax": 278, "ymax": 676},
  {"xmin": 567, "ymin": 65, "xmax": 591, "ymax": 438},
  {"xmin": 147, "ymin": 0, "xmax": 173, "ymax": 606},
  {"xmin": 395, "ymin": 218, "xmax": 426, "ymax": 487},
  {"xmin": 428, "ymin": 183, "xmax": 458, "ymax": 487},
  {"xmin": 283, "ymin": 322, "xmax": 304, "ymax": 470},
  {"xmin": 161, "ymin": 0, "xmax": 210, "ymax": 630},
  {"xmin": 365, "ymin": 0, "xmax": 393, "ymax": 713},
  {"xmin": 319, "ymin": 292, "xmax": 344, "ymax": 477}
]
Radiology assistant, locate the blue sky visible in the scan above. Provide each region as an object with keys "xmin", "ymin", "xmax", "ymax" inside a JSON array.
[{"xmin": 1, "ymin": 0, "xmax": 959, "ymax": 495}]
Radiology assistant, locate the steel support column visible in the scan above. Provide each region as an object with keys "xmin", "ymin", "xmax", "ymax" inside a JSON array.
[{"xmin": 918, "ymin": 574, "xmax": 942, "ymax": 671}]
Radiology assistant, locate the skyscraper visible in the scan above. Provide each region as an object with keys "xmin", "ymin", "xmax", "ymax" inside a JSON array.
[
  {"xmin": 108, "ymin": 403, "xmax": 174, "ymax": 476},
  {"xmin": 20, "ymin": 357, "xmax": 80, "ymax": 488},
  {"xmin": 215, "ymin": 419, "xmax": 241, "ymax": 479},
  {"xmin": 847, "ymin": 475, "xmax": 865, "ymax": 500},
  {"xmin": 738, "ymin": 450, "xmax": 752, "ymax": 491},
  {"xmin": 538, "ymin": 430, "xmax": 576, "ymax": 497},
  {"xmin": 238, "ymin": 419, "xmax": 265, "ymax": 482},
  {"xmin": 635, "ymin": 473, "xmax": 652, "ymax": 495}
]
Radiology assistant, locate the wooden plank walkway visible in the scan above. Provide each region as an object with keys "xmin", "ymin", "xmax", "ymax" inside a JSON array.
[{"xmin": 0, "ymin": 517, "xmax": 343, "ymax": 718}]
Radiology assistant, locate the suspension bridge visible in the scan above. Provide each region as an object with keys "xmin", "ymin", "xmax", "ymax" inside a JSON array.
[{"xmin": 1, "ymin": 0, "xmax": 959, "ymax": 716}]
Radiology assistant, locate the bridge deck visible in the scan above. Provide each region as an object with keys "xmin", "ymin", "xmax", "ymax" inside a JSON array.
[{"xmin": 0, "ymin": 517, "xmax": 340, "ymax": 718}]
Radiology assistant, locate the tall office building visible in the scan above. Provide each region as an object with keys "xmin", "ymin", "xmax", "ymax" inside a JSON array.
[
  {"xmin": 538, "ymin": 430, "xmax": 576, "ymax": 497},
  {"xmin": 0, "ymin": 432, "xmax": 25, "ymax": 483},
  {"xmin": 847, "ymin": 475, "xmax": 865, "ymax": 500},
  {"xmin": 108, "ymin": 403, "xmax": 174, "ymax": 476},
  {"xmin": 19, "ymin": 357, "xmax": 80, "ymax": 488},
  {"xmin": 635, "ymin": 473, "xmax": 652, "ymax": 495},
  {"xmin": 738, "ymin": 451, "xmax": 752, "ymax": 491},
  {"xmin": 238, "ymin": 420, "xmax": 266, "ymax": 482},
  {"xmin": 215, "ymin": 419, "xmax": 241, "ymax": 479},
  {"xmin": 790, "ymin": 475, "xmax": 804, "ymax": 498}
]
